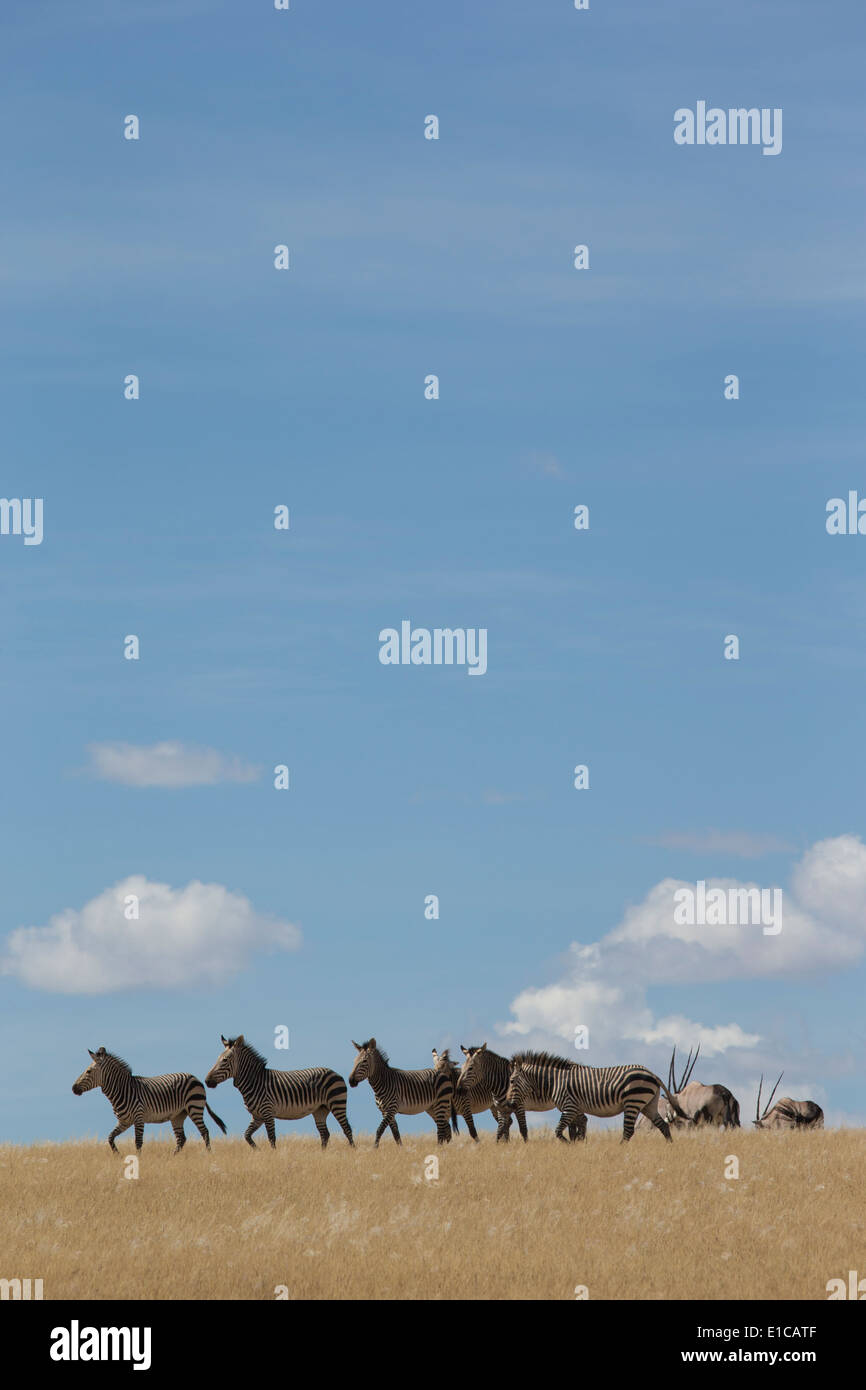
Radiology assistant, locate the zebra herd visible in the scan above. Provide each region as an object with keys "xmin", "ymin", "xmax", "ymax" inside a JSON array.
[{"xmin": 70, "ymin": 1037, "xmax": 825, "ymax": 1153}]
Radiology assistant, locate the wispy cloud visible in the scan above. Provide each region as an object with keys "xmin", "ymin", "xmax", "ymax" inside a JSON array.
[
  {"xmin": 1, "ymin": 876, "xmax": 301, "ymax": 994},
  {"xmin": 86, "ymin": 741, "xmax": 261, "ymax": 788}
]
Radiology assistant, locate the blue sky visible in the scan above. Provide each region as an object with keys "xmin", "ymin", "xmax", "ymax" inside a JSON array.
[{"xmin": 2, "ymin": 0, "xmax": 866, "ymax": 1143}]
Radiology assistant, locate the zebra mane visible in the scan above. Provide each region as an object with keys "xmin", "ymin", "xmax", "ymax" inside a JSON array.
[
  {"xmin": 101, "ymin": 1050, "xmax": 132, "ymax": 1074},
  {"xmin": 362, "ymin": 1039, "xmax": 389, "ymax": 1064},
  {"xmin": 511, "ymin": 1049, "xmax": 576, "ymax": 1070},
  {"xmin": 229, "ymin": 1037, "xmax": 267, "ymax": 1070}
]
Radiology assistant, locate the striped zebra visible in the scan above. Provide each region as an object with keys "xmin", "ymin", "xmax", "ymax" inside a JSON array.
[
  {"xmin": 71, "ymin": 1047, "xmax": 226, "ymax": 1153},
  {"xmin": 204, "ymin": 1035, "xmax": 353, "ymax": 1149},
  {"xmin": 431, "ymin": 1048, "xmax": 463, "ymax": 1135},
  {"xmin": 453, "ymin": 1043, "xmax": 524, "ymax": 1142},
  {"xmin": 506, "ymin": 1050, "xmax": 678, "ymax": 1143},
  {"xmin": 349, "ymin": 1038, "xmax": 453, "ymax": 1146}
]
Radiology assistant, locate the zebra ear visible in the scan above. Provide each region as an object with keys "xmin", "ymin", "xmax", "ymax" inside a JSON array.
[
  {"xmin": 480, "ymin": 1042, "xmax": 487, "ymax": 1051},
  {"xmin": 351, "ymin": 1040, "xmax": 361, "ymax": 1051},
  {"xmin": 235, "ymin": 1034, "xmax": 244, "ymax": 1046},
  {"xmin": 368, "ymin": 1037, "xmax": 376, "ymax": 1049},
  {"xmin": 88, "ymin": 1049, "xmax": 96, "ymax": 1060},
  {"xmin": 460, "ymin": 1044, "xmax": 468, "ymax": 1055},
  {"xmin": 220, "ymin": 1035, "xmax": 228, "ymax": 1046}
]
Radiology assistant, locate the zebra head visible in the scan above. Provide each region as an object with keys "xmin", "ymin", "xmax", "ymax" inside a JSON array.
[
  {"xmin": 349, "ymin": 1039, "xmax": 377, "ymax": 1087},
  {"xmin": 506, "ymin": 1058, "xmax": 530, "ymax": 1108},
  {"xmin": 72, "ymin": 1047, "xmax": 108, "ymax": 1095},
  {"xmin": 432, "ymin": 1048, "xmax": 458, "ymax": 1081},
  {"xmin": 205, "ymin": 1035, "xmax": 245, "ymax": 1088},
  {"xmin": 456, "ymin": 1042, "xmax": 487, "ymax": 1092}
]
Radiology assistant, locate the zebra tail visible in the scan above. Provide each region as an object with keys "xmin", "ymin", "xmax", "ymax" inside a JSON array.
[{"xmin": 206, "ymin": 1104, "xmax": 227, "ymax": 1134}]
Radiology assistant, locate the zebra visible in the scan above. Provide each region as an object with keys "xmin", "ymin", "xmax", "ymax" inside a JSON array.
[
  {"xmin": 506, "ymin": 1050, "xmax": 680, "ymax": 1143},
  {"xmin": 349, "ymin": 1038, "xmax": 453, "ymax": 1146},
  {"xmin": 453, "ymin": 1042, "xmax": 524, "ymax": 1142},
  {"xmin": 754, "ymin": 1074, "xmax": 824, "ymax": 1131},
  {"xmin": 431, "ymin": 1048, "xmax": 463, "ymax": 1136},
  {"xmin": 71, "ymin": 1047, "xmax": 226, "ymax": 1153},
  {"xmin": 204, "ymin": 1035, "xmax": 353, "ymax": 1149}
]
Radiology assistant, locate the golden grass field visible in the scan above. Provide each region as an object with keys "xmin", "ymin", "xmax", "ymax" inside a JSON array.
[{"xmin": 2, "ymin": 1126, "xmax": 863, "ymax": 1300}]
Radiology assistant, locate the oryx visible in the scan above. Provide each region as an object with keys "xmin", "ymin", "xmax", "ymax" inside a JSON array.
[
  {"xmin": 635, "ymin": 1045, "xmax": 739, "ymax": 1131},
  {"xmin": 754, "ymin": 1073, "xmax": 824, "ymax": 1130}
]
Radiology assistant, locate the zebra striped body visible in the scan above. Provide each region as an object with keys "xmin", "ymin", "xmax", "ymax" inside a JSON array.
[
  {"xmin": 454, "ymin": 1043, "xmax": 524, "ymax": 1142},
  {"xmin": 431, "ymin": 1049, "xmax": 463, "ymax": 1136},
  {"xmin": 71, "ymin": 1047, "xmax": 226, "ymax": 1153},
  {"xmin": 349, "ymin": 1038, "xmax": 452, "ymax": 1146},
  {"xmin": 205, "ymin": 1035, "xmax": 353, "ymax": 1148},
  {"xmin": 507, "ymin": 1051, "xmax": 674, "ymax": 1143}
]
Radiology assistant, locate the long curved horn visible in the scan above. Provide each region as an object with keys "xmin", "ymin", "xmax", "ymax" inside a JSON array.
[
  {"xmin": 681, "ymin": 1043, "xmax": 700, "ymax": 1090},
  {"xmin": 674, "ymin": 1046, "xmax": 695, "ymax": 1094},
  {"xmin": 763, "ymin": 1072, "xmax": 783, "ymax": 1119},
  {"xmin": 756, "ymin": 1075, "xmax": 763, "ymax": 1125},
  {"xmin": 668, "ymin": 1047, "xmax": 676, "ymax": 1094},
  {"xmin": 660, "ymin": 1078, "xmax": 691, "ymax": 1122}
]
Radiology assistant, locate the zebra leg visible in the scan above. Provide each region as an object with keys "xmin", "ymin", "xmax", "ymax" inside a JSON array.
[
  {"xmin": 374, "ymin": 1115, "xmax": 390, "ymax": 1147},
  {"xmin": 265, "ymin": 1117, "xmax": 277, "ymax": 1149},
  {"xmin": 244, "ymin": 1118, "xmax": 264, "ymax": 1149},
  {"xmin": 314, "ymin": 1107, "xmax": 330, "ymax": 1149},
  {"xmin": 460, "ymin": 1105, "xmax": 479, "ymax": 1142},
  {"xmin": 494, "ymin": 1106, "xmax": 512, "ymax": 1143},
  {"xmin": 107, "ymin": 1122, "xmax": 131, "ymax": 1154},
  {"xmin": 134, "ymin": 1120, "xmax": 144, "ymax": 1152},
  {"xmin": 620, "ymin": 1105, "xmax": 642, "ymax": 1143},
  {"xmin": 432, "ymin": 1108, "xmax": 452, "ymax": 1145},
  {"xmin": 188, "ymin": 1106, "xmax": 210, "ymax": 1149},
  {"xmin": 564, "ymin": 1110, "xmax": 587, "ymax": 1142},
  {"xmin": 171, "ymin": 1116, "xmax": 187, "ymax": 1154},
  {"xmin": 331, "ymin": 1103, "xmax": 354, "ymax": 1147},
  {"xmin": 515, "ymin": 1106, "xmax": 529, "ymax": 1142}
]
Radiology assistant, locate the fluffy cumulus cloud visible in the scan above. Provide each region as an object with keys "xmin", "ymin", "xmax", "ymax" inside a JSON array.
[
  {"xmin": 86, "ymin": 741, "xmax": 260, "ymax": 787},
  {"xmin": 1, "ymin": 876, "xmax": 301, "ymax": 993},
  {"xmin": 498, "ymin": 836, "xmax": 866, "ymax": 1075}
]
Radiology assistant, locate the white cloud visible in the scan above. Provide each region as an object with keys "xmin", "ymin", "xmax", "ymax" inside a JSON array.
[
  {"xmin": 87, "ymin": 741, "xmax": 261, "ymax": 787},
  {"xmin": 1, "ymin": 876, "xmax": 301, "ymax": 993},
  {"xmin": 497, "ymin": 836, "xmax": 866, "ymax": 1070}
]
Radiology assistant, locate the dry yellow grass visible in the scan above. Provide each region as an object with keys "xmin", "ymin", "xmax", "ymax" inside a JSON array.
[{"xmin": 2, "ymin": 1127, "xmax": 863, "ymax": 1300}]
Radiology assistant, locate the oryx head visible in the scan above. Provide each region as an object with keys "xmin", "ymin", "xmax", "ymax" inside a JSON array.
[
  {"xmin": 754, "ymin": 1072, "xmax": 784, "ymax": 1128},
  {"xmin": 666, "ymin": 1044, "xmax": 700, "ymax": 1127}
]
